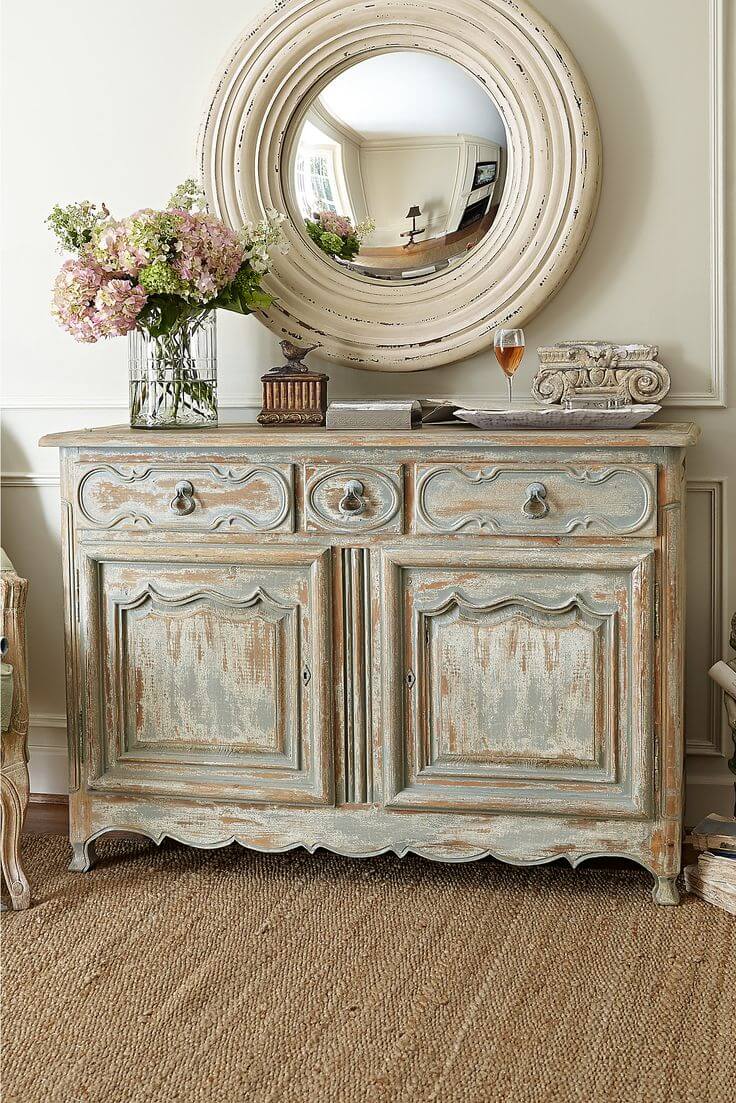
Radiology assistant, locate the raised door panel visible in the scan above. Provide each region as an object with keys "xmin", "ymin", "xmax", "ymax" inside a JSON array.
[
  {"xmin": 382, "ymin": 546, "xmax": 654, "ymax": 817},
  {"xmin": 79, "ymin": 546, "xmax": 331, "ymax": 805}
]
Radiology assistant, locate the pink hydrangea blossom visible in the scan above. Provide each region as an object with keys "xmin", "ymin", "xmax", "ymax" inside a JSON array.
[
  {"xmin": 51, "ymin": 257, "xmax": 105, "ymax": 342},
  {"xmin": 170, "ymin": 211, "xmax": 243, "ymax": 302},
  {"xmin": 94, "ymin": 279, "xmax": 148, "ymax": 337},
  {"xmin": 315, "ymin": 211, "xmax": 353, "ymax": 238},
  {"xmin": 93, "ymin": 220, "xmax": 148, "ymax": 276},
  {"xmin": 51, "ymin": 258, "xmax": 147, "ymax": 342}
]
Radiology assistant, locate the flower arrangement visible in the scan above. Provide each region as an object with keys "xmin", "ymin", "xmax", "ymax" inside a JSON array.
[
  {"xmin": 46, "ymin": 180, "xmax": 289, "ymax": 427},
  {"xmin": 304, "ymin": 211, "xmax": 375, "ymax": 262},
  {"xmin": 47, "ymin": 180, "xmax": 288, "ymax": 344}
]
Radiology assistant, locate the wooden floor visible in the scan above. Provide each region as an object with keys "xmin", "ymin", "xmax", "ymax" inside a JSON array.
[{"xmin": 26, "ymin": 798, "xmax": 68, "ymax": 835}]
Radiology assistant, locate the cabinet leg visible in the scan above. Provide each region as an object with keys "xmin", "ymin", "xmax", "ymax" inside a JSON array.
[
  {"xmin": 69, "ymin": 840, "xmax": 96, "ymax": 873},
  {"xmin": 652, "ymin": 874, "xmax": 680, "ymax": 906}
]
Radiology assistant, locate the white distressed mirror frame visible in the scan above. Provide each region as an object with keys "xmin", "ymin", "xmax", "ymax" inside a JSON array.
[{"xmin": 199, "ymin": 0, "xmax": 602, "ymax": 371}]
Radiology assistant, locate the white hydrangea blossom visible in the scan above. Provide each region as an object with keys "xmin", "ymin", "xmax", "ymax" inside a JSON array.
[
  {"xmin": 239, "ymin": 208, "xmax": 290, "ymax": 275},
  {"xmin": 355, "ymin": 217, "xmax": 376, "ymax": 244}
]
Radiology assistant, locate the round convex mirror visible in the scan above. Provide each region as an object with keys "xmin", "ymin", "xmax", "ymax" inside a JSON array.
[
  {"xmin": 201, "ymin": 0, "xmax": 601, "ymax": 369},
  {"xmin": 285, "ymin": 51, "xmax": 508, "ymax": 283}
]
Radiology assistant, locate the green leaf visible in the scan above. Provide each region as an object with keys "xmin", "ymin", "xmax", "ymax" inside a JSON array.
[
  {"xmin": 242, "ymin": 288, "xmax": 273, "ymax": 311},
  {"xmin": 211, "ymin": 265, "xmax": 273, "ymax": 315},
  {"xmin": 339, "ymin": 234, "xmax": 360, "ymax": 261},
  {"xmin": 136, "ymin": 295, "xmax": 195, "ymax": 339}
]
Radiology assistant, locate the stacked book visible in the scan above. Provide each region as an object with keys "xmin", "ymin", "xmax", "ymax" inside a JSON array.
[{"xmin": 684, "ymin": 815, "xmax": 736, "ymax": 915}]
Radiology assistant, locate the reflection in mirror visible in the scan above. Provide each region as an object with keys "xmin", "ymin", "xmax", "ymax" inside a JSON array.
[{"xmin": 287, "ymin": 51, "xmax": 508, "ymax": 282}]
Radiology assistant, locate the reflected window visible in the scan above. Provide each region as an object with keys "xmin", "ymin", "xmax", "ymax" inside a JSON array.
[
  {"xmin": 294, "ymin": 122, "xmax": 354, "ymax": 223},
  {"xmin": 296, "ymin": 149, "xmax": 338, "ymax": 215}
]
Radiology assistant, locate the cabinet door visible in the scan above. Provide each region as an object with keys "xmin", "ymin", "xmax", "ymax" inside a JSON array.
[
  {"xmin": 382, "ymin": 546, "xmax": 654, "ymax": 817},
  {"xmin": 79, "ymin": 545, "xmax": 332, "ymax": 805}
]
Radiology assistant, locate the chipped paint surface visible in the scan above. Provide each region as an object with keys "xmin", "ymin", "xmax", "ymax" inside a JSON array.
[
  {"xmin": 304, "ymin": 464, "xmax": 403, "ymax": 534},
  {"xmin": 415, "ymin": 463, "xmax": 657, "ymax": 536},
  {"xmin": 76, "ymin": 461, "xmax": 293, "ymax": 532},
  {"xmin": 383, "ymin": 548, "xmax": 652, "ymax": 819},
  {"xmin": 47, "ymin": 425, "xmax": 698, "ymax": 904},
  {"xmin": 430, "ymin": 609, "xmax": 599, "ymax": 762}
]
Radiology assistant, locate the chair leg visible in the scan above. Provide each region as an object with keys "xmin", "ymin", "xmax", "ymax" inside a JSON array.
[{"xmin": 1, "ymin": 775, "xmax": 31, "ymax": 910}]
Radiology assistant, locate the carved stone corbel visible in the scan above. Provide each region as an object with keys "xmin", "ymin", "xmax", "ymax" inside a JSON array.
[{"xmin": 533, "ymin": 341, "xmax": 671, "ymax": 405}]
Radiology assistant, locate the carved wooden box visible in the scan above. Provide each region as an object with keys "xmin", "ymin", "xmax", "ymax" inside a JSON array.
[
  {"xmin": 41, "ymin": 422, "xmax": 699, "ymax": 904},
  {"xmin": 258, "ymin": 371, "xmax": 328, "ymax": 426}
]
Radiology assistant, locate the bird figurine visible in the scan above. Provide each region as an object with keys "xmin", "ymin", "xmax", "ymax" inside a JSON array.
[
  {"xmin": 258, "ymin": 339, "xmax": 329, "ymax": 426},
  {"xmin": 269, "ymin": 339, "xmax": 320, "ymax": 374}
]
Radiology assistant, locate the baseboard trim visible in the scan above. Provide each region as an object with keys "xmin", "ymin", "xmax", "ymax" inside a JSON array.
[
  {"xmin": 29, "ymin": 792, "xmax": 68, "ymax": 804},
  {"xmin": 686, "ymin": 771, "xmax": 734, "ymax": 826}
]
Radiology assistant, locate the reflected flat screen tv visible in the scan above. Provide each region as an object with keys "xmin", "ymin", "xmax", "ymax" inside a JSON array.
[{"xmin": 472, "ymin": 161, "xmax": 498, "ymax": 189}]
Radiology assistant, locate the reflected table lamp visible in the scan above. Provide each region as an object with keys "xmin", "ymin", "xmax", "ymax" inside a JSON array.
[{"xmin": 401, "ymin": 205, "xmax": 425, "ymax": 248}]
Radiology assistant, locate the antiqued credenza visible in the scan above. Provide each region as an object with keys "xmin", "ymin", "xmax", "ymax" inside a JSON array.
[{"xmin": 41, "ymin": 423, "xmax": 699, "ymax": 903}]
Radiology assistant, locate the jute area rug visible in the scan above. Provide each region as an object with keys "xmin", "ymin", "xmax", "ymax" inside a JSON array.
[{"xmin": 2, "ymin": 835, "xmax": 734, "ymax": 1103}]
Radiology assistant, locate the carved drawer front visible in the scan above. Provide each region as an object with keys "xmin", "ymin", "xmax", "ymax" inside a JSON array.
[
  {"xmin": 76, "ymin": 462, "xmax": 293, "ymax": 531},
  {"xmin": 382, "ymin": 546, "xmax": 654, "ymax": 817},
  {"xmin": 414, "ymin": 463, "xmax": 657, "ymax": 536},
  {"xmin": 78, "ymin": 546, "xmax": 332, "ymax": 805},
  {"xmin": 304, "ymin": 464, "xmax": 403, "ymax": 534}
]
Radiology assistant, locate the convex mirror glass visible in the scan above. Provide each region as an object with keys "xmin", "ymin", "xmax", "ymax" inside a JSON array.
[{"xmin": 286, "ymin": 51, "xmax": 508, "ymax": 282}]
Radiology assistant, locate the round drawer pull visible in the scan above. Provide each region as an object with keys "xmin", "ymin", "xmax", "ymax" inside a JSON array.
[
  {"xmin": 170, "ymin": 480, "xmax": 196, "ymax": 516},
  {"xmin": 522, "ymin": 482, "xmax": 549, "ymax": 518},
  {"xmin": 338, "ymin": 479, "xmax": 366, "ymax": 516}
]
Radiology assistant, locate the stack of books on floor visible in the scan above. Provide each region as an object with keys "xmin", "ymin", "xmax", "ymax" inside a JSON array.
[{"xmin": 684, "ymin": 814, "xmax": 736, "ymax": 915}]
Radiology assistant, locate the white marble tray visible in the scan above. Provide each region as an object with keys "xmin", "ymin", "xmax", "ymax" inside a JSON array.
[{"xmin": 453, "ymin": 405, "xmax": 661, "ymax": 430}]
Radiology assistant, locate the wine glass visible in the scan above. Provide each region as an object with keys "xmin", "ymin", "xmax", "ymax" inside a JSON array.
[{"xmin": 494, "ymin": 328, "xmax": 525, "ymax": 407}]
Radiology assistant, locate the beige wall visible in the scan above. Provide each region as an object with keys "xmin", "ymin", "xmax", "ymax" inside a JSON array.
[{"xmin": 1, "ymin": 0, "xmax": 734, "ymax": 822}]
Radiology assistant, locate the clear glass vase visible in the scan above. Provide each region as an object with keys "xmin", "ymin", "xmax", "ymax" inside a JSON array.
[{"xmin": 129, "ymin": 313, "xmax": 218, "ymax": 429}]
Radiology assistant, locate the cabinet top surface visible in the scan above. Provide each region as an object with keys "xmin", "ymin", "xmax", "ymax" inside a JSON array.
[
  {"xmin": 41, "ymin": 419, "xmax": 701, "ymax": 450},
  {"xmin": 39, "ymin": 421, "xmax": 700, "ymax": 451}
]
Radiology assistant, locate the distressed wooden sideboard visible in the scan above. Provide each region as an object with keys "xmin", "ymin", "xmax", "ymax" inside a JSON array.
[{"xmin": 41, "ymin": 423, "xmax": 699, "ymax": 904}]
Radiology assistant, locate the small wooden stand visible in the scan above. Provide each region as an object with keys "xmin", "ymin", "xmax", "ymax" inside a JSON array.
[{"xmin": 258, "ymin": 341, "xmax": 328, "ymax": 427}]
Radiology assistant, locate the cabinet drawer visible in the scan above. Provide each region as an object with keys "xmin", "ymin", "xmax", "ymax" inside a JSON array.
[
  {"xmin": 414, "ymin": 463, "xmax": 657, "ymax": 537},
  {"xmin": 76, "ymin": 461, "xmax": 293, "ymax": 532},
  {"xmin": 304, "ymin": 464, "xmax": 403, "ymax": 533}
]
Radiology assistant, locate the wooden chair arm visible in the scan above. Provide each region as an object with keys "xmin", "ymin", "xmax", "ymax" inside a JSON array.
[{"xmin": 0, "ymin": 569, "xmax": 29, "ymax": 744}]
